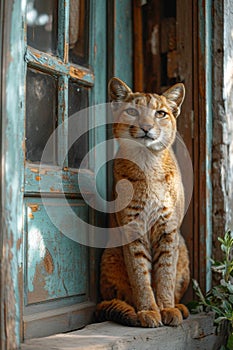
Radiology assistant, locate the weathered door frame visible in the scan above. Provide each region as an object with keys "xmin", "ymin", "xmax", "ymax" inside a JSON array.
[
  {"xmin": 193, "ymin": 0, "xmax": 213, "ymax": 293},
  {"xmin": 0, "ymin": 1, "xmax": 25, "ymax": 349}
]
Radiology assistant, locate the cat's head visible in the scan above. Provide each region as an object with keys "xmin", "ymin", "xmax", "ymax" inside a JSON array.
[{"xmin": 109, "ymin": 77, "xmax": 185, "ymax": 152}]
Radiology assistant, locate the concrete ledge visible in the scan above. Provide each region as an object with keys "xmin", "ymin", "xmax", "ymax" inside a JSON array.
[{"xmin": 21, "ymin": 313, "xmax": 225, "ymax": 350}]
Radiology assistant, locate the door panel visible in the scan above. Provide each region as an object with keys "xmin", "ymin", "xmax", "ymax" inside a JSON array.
[{"xmin": 25, "ymin": 198, "xmax": 88, "ymax": 305}]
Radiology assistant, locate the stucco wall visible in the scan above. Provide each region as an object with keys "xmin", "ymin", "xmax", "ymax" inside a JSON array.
[{"xmin": 212, "ymin": 0, "xmax": 233, "ymax": 264}]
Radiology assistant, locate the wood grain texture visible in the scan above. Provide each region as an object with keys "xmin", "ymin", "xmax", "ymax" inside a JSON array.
[
  {"xmin": 0, "ymin": 0, "xmax": 26, "ymax": 348},
  {"xmin": 21, "ymin": 313, "xmax": 226, "ymax": 350}
]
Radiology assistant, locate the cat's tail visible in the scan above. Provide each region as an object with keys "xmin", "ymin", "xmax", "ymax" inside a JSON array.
[{"xmin": 95, "ymin": 299, "xmax": 139, "ymax": 326}]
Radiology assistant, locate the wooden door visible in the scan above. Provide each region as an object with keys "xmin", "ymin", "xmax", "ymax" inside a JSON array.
[
  {"xmin": 23, "ymin": 0, "xmax": 107, "ymax": 339},
  {"xmin": 1, "ymin": 0, "xmax": 134, "ymax": 346}
]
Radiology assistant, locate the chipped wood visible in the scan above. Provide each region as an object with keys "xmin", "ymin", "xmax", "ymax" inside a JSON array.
[
  {"xmin": 25, "ymin": 48, "xmax": 94, "ymax": 86},
  {"xmin": 1, "ymin": 0, "xmax": 25, "ymax": 348}
]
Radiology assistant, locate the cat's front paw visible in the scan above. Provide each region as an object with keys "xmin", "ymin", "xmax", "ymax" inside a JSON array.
[
  {"xmin": 160, "ymin": 307, "xmax": 183, "ymax": 326},
  {"xmin": 137, "ymin": 310, "xmax": 162, "ymax": 328},
  {"xmin": 175, "ymin": 303, "xmax": 189, "ymax": 319}
]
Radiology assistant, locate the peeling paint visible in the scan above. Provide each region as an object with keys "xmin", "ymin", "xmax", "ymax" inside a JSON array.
[
  {"xmin": 28, "ymin": 204, "xmax": 39, "ymax": 212},
  {"xmin": 30, "ymin": 168, "xmax": 39, "ymax": 173},
  {"xmin": 25, "ymin": 198, "xmax": 88, "ymax": 304},
  {"xmin": 43, "ymin": 249, "xmax": 54, "ymax": 274},
  {"xmin": 50, "ymin": 187, "xmax": 61, "ymax": 193},
  {"xmin": 17, "ymin": 238, "xmax": 23, "ymax": 251},
  {"xmin": 28, "ymin": 212, "xmax": 34, "ymax": 220},
  {"xmin": 25, "ymin": 48, "xmax": 94, "ymax": 86},
  {"xmin": 69, "ymin": 66, "xmax": 94, "ymax": 83},
  {"xmin": 1, "ymin": 0, "xmax": 26, "ymax": 346}
]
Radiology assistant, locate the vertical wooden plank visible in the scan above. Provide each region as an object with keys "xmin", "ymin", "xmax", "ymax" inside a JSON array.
[
  {"xmin": 89, "ymin": 0, "xmax": 107, "ymax": 302},
  {"xmin": 176, "ymin": 0, "xmax": 195, "ymax": 301},
  {"xmin": 89, "ymin": 0, "xmax": 107, "ymax": 203},
  {"xmin": 108, "ymin": 0, "xmax": 133, "ymax": 87},
  {"xmin": 133, "ymin": 2, "xmax": 144, "ymax": 91},
  {"xmin": 107, "ymin": 0, "xmax": 133, "ymax": 183},
  {"xmin": 204, "ymin": 0, "xmax": 213, "ymax": 292},
  {"xmin": 192, "ymin": 0, "xmax": 213, "ymax": 293},
  {"xmin": 0, "ymin": 0, "xmax": 26, "ymax": 348},
  {"xmin": 58, "ymin": 75, "xmax": 69, "ymax": 167},
  {"xmin": 0, "ymin": 0, "xmax": 3, "ymax": 346},
  {"xmin": 58, "ymin": 0, "xmax": 69, "ymax": 167},
  {"xmin": 197, "ymin": 0, "xmax": 213, "ymax": 293},
  {"xmin": 142, "ymin": 0, "xmax": 162, "ymax": 92},
  {"xmin": 58, "ymin": 0, "xmax": 70, "ymax": 62}
]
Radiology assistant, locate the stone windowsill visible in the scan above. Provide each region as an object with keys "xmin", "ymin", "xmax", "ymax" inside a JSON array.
[{"xmin": 21, "ymin": 313, "xmax": 227, "ymax": 350}]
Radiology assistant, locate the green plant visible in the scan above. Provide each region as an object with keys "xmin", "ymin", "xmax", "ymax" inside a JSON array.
[{"xmin": 192, "ymin": 230, "xmax": 233, "ymax": 350}]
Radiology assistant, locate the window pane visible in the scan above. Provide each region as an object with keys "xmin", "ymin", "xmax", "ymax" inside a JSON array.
[
  {"xmin": 68, "ymin": 82, "xmax": 88, "ymax": 168},
  {"xmin": 26, "ymin": 68, "xmax": 58, "ymax": 164},
  {"xmin": 26, "ymin": 0, "xmax": 58, "ymax": 54},
  {"xmin": 69, "ymin": 0, "xmax": 89, "ymax": 66}
]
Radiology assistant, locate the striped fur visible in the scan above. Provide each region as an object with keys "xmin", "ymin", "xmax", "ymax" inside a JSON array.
[{"xmin": 96, "ymin": 78, "xmax": 190, "ymax": 328}]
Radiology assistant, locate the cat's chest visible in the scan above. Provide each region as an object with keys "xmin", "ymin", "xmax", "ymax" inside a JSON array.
[{"xmin": 115, "ymin": 147, "xmax": 181, "ymax": 205}]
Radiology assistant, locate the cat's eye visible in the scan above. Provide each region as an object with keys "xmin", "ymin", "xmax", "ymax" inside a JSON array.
[
  {"xmin": 125, "ymin": 108, "xmax": 139, "ymax": 117},
  {"xmin": 155, "ymin": 110, "xmax": 167, "ymax": 118}
]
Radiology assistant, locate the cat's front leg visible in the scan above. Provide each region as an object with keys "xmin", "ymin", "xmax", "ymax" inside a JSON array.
[
  {"xmin": 153, "ymin": 230, "xmax": 184, "ymax": 326},
  {"xmin": 123, "ymin": 242, "xmax": 162, "ymax": 327}
]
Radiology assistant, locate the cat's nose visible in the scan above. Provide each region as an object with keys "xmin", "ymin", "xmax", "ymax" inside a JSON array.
[{"xmin": 140, "ymin": 124, "xmax": 153, "ymax": 133}]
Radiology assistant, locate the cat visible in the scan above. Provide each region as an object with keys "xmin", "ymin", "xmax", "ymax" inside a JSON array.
[{"xmin": 95, "ymin": 78, "xmax": 190, "ymax": 327}]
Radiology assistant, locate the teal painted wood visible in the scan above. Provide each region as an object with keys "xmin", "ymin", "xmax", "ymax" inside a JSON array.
[
  {"xmin": 58, "ymin": 0, "xmax": 70, "ymax": 61},
  {"xmin": 58, "ymin": 75, "xmax": 69, "ymax": 166},
  {"xmin": 198, "ymin": 0, "xmax": 213, "ymax": 292},
  {"xmin": 114, "ymin": 0, "xmax": 133, "ymax": 86},
  {"xmin": 1, "ymin": 0, "xmax": 26, "ymax": 347},
  {"xmin": 89, "ymin": 0, "xmax": 107, "ymax": 220},
  {"xmin": 204, "ymin": 0, "xmax": 213, "ymax": 292},
  {"xmin": 24, "ymin": 165, "xmax": 95, "ymax": 194},
  {"xmin": 106, "ymin": 0, "xmax": 133, "ymax": 205},
  {"xmin": 25, "ymin": 48, "xmax": 95, "ymax": 86},
  {"xmin": 24, "ymin": 198, "xmax": 88, "ymax": 304}
]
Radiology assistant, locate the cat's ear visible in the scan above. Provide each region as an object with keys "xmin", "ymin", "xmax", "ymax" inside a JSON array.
[
  {"xmin": 162, "ymin": 83, "xmax": 185, "ymax": 117},
  {"xmin": 108, "ymin": 77, "xmax": 132, "ymax": 102}
]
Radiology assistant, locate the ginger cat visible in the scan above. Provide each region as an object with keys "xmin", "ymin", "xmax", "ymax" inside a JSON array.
[{"xmin": 96, "ymin": 78, "xmax": 190, "ymax": 327}]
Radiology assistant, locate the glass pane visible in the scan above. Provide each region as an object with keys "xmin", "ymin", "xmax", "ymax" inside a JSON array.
[
  {"xmin": 69, "ymin": 0, "xmax": 89, "ymax": 66},
  {"xmin": 26, "ymin": 0, "xmax": 58, "ymax": 54},
  {"xmin": 68, "ymin": 82, "xmax": 88, "ymax": 168},
  {"xmin": 26, "ymin": 68, "xmax": 58, "ymax": 164}
]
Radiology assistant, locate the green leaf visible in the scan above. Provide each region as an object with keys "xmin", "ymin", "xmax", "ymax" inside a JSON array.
[
  {"xmin": 226, "ymin": 284, "xmax": 233, "ymax": 294},
  {"xmin": 215, "ymin": 316, "xmax": 227, "ymax": 324},
  {"xmin": 227, "ymin": 333, "xmax": 233, "ymax": 350},
  {"xmin": 218, "ymin": 237, "xmax": 225, "ymax": 244}
]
